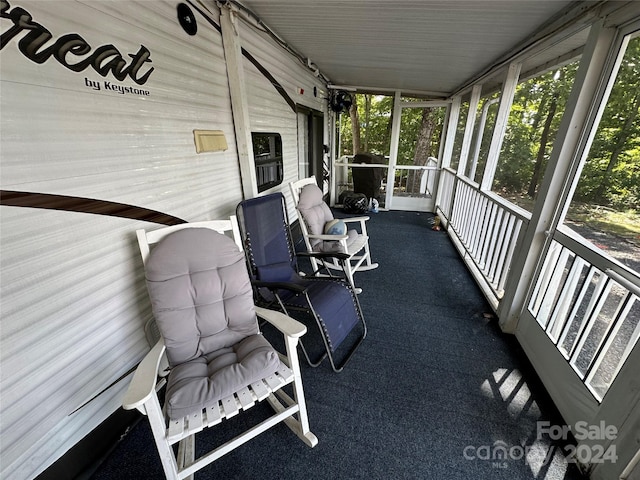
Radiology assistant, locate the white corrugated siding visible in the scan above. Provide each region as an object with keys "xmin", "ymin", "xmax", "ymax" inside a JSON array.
[
  {"xmin": 238, "ymin": 16, "xmax": 328, "ymax": 218},
  {"xmin": 1, "ymin": 2, "xmax": 330, "ymax": 477},
  {"xmin": 1, "ymin": 1, "xmax": 240, "ymax": 218},
  {"xmin": 0, "ymin": 1, "xmax": 240, "ymax": 478}
]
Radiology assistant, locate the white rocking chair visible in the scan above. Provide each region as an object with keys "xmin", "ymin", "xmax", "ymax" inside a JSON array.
[
  {"xmin": 289, "ymin": 176, "xmax": 378, "ymax": 292},
  {"xmin": 122, "ymin": 220, "xmax": 317, "ymax": 480}
]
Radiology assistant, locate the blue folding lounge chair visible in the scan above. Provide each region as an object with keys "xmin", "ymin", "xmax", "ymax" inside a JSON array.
[{"xmin": 235, "ymin": 193, "xmax": 367, "ymax": 372}]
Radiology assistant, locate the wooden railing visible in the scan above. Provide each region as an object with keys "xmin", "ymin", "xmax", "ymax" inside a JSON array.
[
  {"xmin": 437, "ymin": 170, "xmax": 529, "ymax": 309},
  {"xmin": 528, "ymin": 228, "xmax": 640, "ymax": 401},
  {"xmin": 437, "ymin": 168, "xmax": 640, "ymax": 400}
]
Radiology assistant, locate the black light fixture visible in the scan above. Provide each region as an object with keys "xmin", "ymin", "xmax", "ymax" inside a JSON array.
[
  {"xmin": 177, "ymin": 3, "xmax": 197, "ymax": 36},
  {"xmin": 330, "ymin": 90, "xmax": 353, "ymax": 113}
]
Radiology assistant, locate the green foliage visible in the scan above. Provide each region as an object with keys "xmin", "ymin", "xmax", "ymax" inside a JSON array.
[
  {"xmin": 339, "ymin": 94, "xmax": 394, "ymax": 157},
  {"xmin": 494, "ymin": 36, "xmax": 640, "ymax": 213},
  {"xmin": 574, "ymin": 35, "xmax": 640, "ymax": 210},
  {"xmin": 338, "ymin": 94, "xmax": 445, "ymax": 163},
  {"xmin": 398, "ymin": 103, "xmax": 445, "ymax": 165},
  {"xmin": 494, "ymin": 62, "xmax": 578, "ymax": 201}
]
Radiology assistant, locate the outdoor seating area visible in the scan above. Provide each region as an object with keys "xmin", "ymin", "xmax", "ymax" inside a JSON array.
[
  {"xmin": 2, "ymin": 3, "xmax": 638, "ymax": 479},
  {"xmin": 93, "ymin": 211, "xmax": 587, "ymax": 480}
]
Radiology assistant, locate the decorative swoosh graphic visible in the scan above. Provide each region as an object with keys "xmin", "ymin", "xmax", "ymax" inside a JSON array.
[
  {"xmin": 186, "ymin": 0, "xmax": 297, "ymax": 113},
  {"xmin": 0, "ymin": 190, "xmax": 186, "ymax": 225}
]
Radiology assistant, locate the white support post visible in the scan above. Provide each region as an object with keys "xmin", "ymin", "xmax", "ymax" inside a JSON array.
[
  {"xmin": 330, "ymin": 112, "xmax": 338, "ymax": 206},
  {"xmin": 469, "ymin": 97, "xmax": 500, "ymax": 181},
  {"xmin": 385, "ymin": 90, "xmax": 403, "ymax": 209},
  {"xmin": 220, "ymin": 5, "xmax": 257, "ymax": 199},
  {"xmin": 480, "ymin": 62, "xmax": 522, "ymax": 191},
  {"xmin": 440, "ymin": 96, "xmax": 460, "ymax": 170},
  {"xmin": 434, "ymin": 97, "xmax": 460, "ymax": 215},
  {"xmin": 456, "ymin": 84, "xmax": 482, "ymax": 177},
  {"xmin": 498, "ymin": 20, "xmax": 617, "ymax": 333}
]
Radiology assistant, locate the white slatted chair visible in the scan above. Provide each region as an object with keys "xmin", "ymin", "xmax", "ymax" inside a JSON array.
[
  {"xmin": 123, "ymin": 220, "xmax": 317, "ymax": 480},
  {"xmin": 290, "ymin": 176, "xmax": 378, "ymax": 292}
]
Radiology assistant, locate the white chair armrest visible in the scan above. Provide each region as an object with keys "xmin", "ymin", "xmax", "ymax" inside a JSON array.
[
  {"xmin": 122, "ymin": 339, "xmax": 166, "ymax": 411},
  {"xmin": 306, "ymin": 233, "xmax": 349, "ymax": 241},
  {"xmin": 342, "ymin": 216, "xmax": 370, "ymax": 223},
  {"xmin": 256, "ymin": 306, "xmax": 307, "ymax": 338}
]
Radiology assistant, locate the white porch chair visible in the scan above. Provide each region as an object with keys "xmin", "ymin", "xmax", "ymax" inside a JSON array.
[
  {"xmin": 123, "ymin": 220, "xmax": 317, "ymax": 480},
  {"xmin": 289, "ymin": 176, "xmax": 378, "ymax": 291}
]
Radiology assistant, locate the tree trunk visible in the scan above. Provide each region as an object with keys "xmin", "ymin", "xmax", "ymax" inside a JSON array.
[
  {"xmin": 363, "ymin": 94, "xmax": 371, "ymax": 153},
  {"xmin": 384, "ymin": 96, "xmax": 394, "ymax": 154},
  {"xmin": 407, "ymin": 108, "xmax": 435, "ymax": 193},
  {"xmin": 527, "ymin": 94, "xmax": 557, "ymax": 198},
  {"xmin": 349, "ymin": 100, "xmax": 362, "ymax": 155},
  {"xmin": 530, "ymin": 91, "xmax": 549, "ymax": 140},
  {"xmin": 594, "ymin": 92, "xmax": 640, "ymax": 202}
]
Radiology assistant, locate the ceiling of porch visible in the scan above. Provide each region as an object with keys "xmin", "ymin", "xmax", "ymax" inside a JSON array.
[{"xmin": 239, "ymin": 0, "xmax": 599, "ymax": 97}]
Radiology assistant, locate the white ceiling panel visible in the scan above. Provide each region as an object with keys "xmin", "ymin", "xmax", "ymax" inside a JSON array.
[{"xmin": 238, "ymin": 0, "xmax": 597, "ymax": 96}]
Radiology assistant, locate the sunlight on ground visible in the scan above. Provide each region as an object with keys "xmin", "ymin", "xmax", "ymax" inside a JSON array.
[{"xmin": 479, "ymin": 368, "xmax": 571, "ymax": 479}]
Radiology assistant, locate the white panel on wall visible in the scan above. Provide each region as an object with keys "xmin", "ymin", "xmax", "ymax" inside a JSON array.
[
  {"xmin": 0, "ymin": 207, "xmax": 153, "ymax": 478},
  {"xmin": 0, "ymin": 1, "xmax": 242, "ymax": 478}
]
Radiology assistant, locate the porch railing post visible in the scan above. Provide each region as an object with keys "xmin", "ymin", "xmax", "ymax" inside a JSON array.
[
  {"xmin": 434, "ymin": 98, "xmax": 460, "ymax": 214},
  {"xmin": 497, "ymin": 20, "xmax": 618, "ymax": 333},
  {"xmin": 456, "ymin": 85, "xmax": 482, "ymax": 177},
  {"xmin": 480, "ymin": 62, "xmax": 521, "ymax": 192},
  {"xmin": 220, "ymin": 4, "xmax": 258, "ymax": 199},
  {"xmin": 385, "ymin": 90, "xmax": 403, "ymax": 209}
]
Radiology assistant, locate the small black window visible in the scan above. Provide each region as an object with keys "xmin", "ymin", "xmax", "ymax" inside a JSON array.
[{"xmin": 252, "ymin": 132, "xmax": 283, "ymax": 192}]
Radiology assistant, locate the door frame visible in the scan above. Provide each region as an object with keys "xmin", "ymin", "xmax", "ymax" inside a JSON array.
[
  {"xmin": 297, "ymin": 105, "xmax": 325, "ymax": 189},
  {"xmin": 386, "ymin": 92, "xmax": 449, "ymax": 211}
]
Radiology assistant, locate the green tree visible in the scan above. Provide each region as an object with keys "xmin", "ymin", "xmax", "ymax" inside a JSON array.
[
  {"xmin": 576, "ymin": 35, "xmax": 640, "ymax": 210},
  {"xmin": 401, "ymin": 108, "xmax": 434, "ymax": 193},
  {"xmin": 342, "ymin": 94, "xmax": 395, "ymax": 157},
  {"xmin": 494, "ymin": 61, "xmax": 578, "ymax": 204}
]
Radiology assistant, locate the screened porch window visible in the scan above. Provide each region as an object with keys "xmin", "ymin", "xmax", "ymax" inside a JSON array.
[
  {"xmin": 562, "ymin": 34, "xmax": 640, "ymax": 270},
  {"xmin": 558, "ymin": 33, "xmax": 640, "ymax": 400},
  {"xmin": 465, "ymin": 91, "xmax": 500, "ymax": 184},
  {"xmin": 493, "ymin": 59, "xmax": 580, "ymax": 211},
  {"xmin": 252, "ymin": 132, "xmax": 283, "ymax": 192},
  {"xmin": 529, "ymin": 32, "xmax": 640, "ymax": 402},
  {"xmin": 449, "ymin": 98, "xmax": 470, "ymax": 171}
]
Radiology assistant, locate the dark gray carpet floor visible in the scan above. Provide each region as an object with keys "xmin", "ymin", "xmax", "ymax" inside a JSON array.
[{"xmin": 91, "ymin": 210, "xmax": 587, "ymax": 480}]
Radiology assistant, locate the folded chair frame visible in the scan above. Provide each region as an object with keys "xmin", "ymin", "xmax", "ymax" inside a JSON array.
[
  {"xmin": 233, "ymin": 195, "xmax": 368, "ymax": 373},
  {"xmin": 253, "ymin": 275, "xmax": 367, "ymax": 372}
]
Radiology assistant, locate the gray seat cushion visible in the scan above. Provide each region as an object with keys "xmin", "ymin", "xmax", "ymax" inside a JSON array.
[
  {"xmin": 297, "ymin": 183, "xmax": 359, "ymax": 253},
  {"xmin": 145, "ymin": 228, "xmax": 280, "ymax": 419}
]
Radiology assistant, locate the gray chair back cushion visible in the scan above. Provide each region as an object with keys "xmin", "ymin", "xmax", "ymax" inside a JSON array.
[
  {"xmin": 297, "ymin": 183, "xmax": 358, "ymax": 253},
  {"xmin": 297, "ymin": 183, "xmax": 332, "ymax": 249},
  {"xmin": 145, "ymin": 228, "xmax": 280, "ymax": 418}
]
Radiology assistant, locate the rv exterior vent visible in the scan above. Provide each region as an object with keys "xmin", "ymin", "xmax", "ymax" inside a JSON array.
[
  {"xmin": 193, "ymin": 130, "xmax": 228, "ymax": 153},
  {"xmin": 177, "ymin": 3, "xmax": 197, "ymax": 36}
]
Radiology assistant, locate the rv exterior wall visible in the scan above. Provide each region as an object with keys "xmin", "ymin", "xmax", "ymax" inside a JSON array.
[
  {"xmin": 239, "ymin": 18, "xmax": 328, "ymax": 217},
  {"xmin": 0, "ymin": 1, "xmax": 326, "ymax": 478}
]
